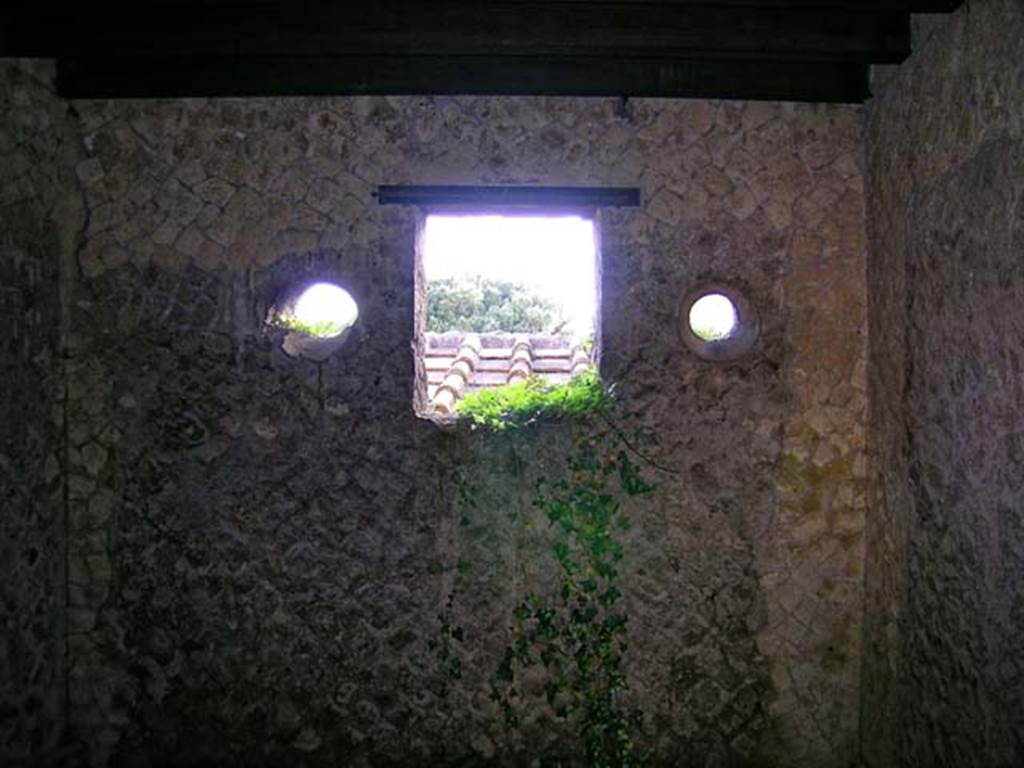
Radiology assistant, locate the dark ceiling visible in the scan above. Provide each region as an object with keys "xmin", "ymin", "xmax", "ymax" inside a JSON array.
[{"xmin": 1, "ymin": 1, "xmax": 963, "ymax": 103}]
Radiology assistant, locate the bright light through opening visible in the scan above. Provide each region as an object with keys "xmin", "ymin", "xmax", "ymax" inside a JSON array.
[
  {"xmin": 291, "ymin": 282, "xmax": 359, "ymax": 338},
  {"xmin": 423, "ymin": 214, "xmax": 597, "ymax": 338},
  {"xmin": 689, "ymin": 293, "xmax": 737, "ymax": 341}
]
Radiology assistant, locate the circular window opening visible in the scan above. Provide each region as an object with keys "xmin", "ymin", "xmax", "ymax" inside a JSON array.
[
  {"xmin": 688, "ymin": 293, "xmax": 737, "ymax": 342},
  {"xmin": 679, "ymin": 284, "xmax": 758, "ymax": 361},
  {"xmin": 271, "ymin": 281, "xmax": 359, "ymax": 361},
  {"xmin": 279, "ymin": 282, "xmax": 358, "ymax": 339}
]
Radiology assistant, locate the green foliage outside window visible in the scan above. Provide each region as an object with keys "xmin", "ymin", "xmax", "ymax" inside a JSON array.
[
  {"xmin": 274, "ymin": 313, "xmax": 350, "ymax": 339},
  {"xmin": 455, "ymin": 371, "xmax": 611, "ymax": 430},
  {"xmin": 427, "ymin": 276, "xmax": 569, "ymax": 334}
]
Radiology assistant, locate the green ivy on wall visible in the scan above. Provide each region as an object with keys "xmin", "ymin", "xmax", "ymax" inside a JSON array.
[{"xmin": 440, "ymin": 372, "xmax": 662, "ymax": 767}]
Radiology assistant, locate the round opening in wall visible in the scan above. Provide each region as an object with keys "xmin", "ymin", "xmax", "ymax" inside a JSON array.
[
  {"xmin": 679, "ymin": 284, "xmax": 758, "ymax": 362},
  {"xmin": 270, "ymin": 279, "xmax": 360, "ymax": 361},
  {"xmin": 688, "ymin": 293, "xmax": 737, "ymax": 342},
  {"xmin": 280, "ymin": 282, "xmax": 358, "ymax": 339}
]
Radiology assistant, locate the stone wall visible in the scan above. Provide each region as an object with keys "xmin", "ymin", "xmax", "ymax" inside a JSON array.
[
  {"xmin": 862, "ymin": 1, "xmax": 1024, "ymax": 766},
  {"xmin": 13, "ymin": 89, "xmax": 869, "ymax": 766},
  {"xmin": 0, "ymin": 60, "xmax": 81, "ymax": 765}
]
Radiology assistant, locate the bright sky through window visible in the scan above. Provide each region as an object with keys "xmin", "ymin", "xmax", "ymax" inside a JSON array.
[
  {"xmin": 689, "ymin": 293, "xmax": 737, "ymax": 341},
  {"xmin": 422, "ymin": 214, "xmax": 597, "ymax": 338},
  {"xmin": 292, "ymin": 282, "xmax": 359, "ymax": 336}
]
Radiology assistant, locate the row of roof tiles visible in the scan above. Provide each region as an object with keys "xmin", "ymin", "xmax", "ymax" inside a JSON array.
[{"xmin": 424, "ymin": 332, "xmax": 591, "ymax": 414}]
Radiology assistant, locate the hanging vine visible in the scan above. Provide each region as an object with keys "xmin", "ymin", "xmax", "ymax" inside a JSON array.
[{"xmin": 437, "ymin": 372, "xmax": 661, "ymax": 767}]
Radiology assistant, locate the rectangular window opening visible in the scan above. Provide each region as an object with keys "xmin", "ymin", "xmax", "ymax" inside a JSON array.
[{"xmin": 414, "ymin": 211, "xmax": 601, "ymax": 419}]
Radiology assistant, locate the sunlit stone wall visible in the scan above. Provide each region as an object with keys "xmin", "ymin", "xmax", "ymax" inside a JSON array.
[{"xmin": 4, "ymin": 78, "xmax": 868, "ymax": 766}]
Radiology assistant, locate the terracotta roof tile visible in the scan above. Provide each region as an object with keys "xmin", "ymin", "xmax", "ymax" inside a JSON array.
[{"xmin": 424, "ymin": 331, "xmax": 592, "ymax": 414}]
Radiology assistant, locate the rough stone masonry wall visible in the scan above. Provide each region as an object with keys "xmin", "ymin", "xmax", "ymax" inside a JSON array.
[
  {"xmin": 863, "ymin": 1, "xmax": 1024, "ymax": 766},
  {"xmin": 61, "ymin": 93, "xmax": 867, "ymax": 766},
  {"xmin": 0, "ymin": 60, "xmax": 81, "ymax": 764}
]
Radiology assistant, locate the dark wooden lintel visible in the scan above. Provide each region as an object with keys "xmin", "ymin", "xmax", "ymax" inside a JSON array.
[{"xmin": 377, "ymin": 185, "xmax": 642, "ymax": 208}]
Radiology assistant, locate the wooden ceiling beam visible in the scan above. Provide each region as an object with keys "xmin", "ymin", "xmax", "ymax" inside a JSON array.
[
  {"xmin": 3, "ymin": 3, "xmax": 910, "ymax": 64},
  {"xmin": 56, "ymin": 54, "xmax": 870, "ymax": 103},
  {"xmin": 2, "ymin": 1, "xmax": 962, "ymax": 10},
  {"xmin": 1, "ymin": 0, "xmax": 967, "ymax": 102},
  {"xmin": 423, "ymin": 1, "xmax": 962, "ymax": 7},
  {"xmin": 486, "ymin": 0, "xmax": 962, "ymax": 8}
]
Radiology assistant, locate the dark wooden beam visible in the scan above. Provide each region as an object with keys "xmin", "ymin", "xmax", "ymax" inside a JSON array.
[
  {"xmin": 56, "ymin": 54, "xmax": 870, "ymax": 103},
  {"xmin": 492, "ymin": 0, "xmax": 962, "ymax": 7},
  {"xmin": 2, "ymin": 0, "xmax": 968, "ymax": 102},
  {"xmin": 503, "ymin": 0, "xmax": 961, "ymax": 6},
  {"xmin": 2, "ymin": 2, "xmax": 910, "ymax": 64},
  {"xmin": 377, "ymin": 185, "xmax": 642, "ymax": 207},
  {"xmin": 1, "ymin": 0, "xmax": 963, "ymax": 10}
]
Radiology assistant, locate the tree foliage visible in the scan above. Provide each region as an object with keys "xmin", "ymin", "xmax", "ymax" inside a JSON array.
[{"xmin": 427, "ymin": 276, "xmax": 568, "ymax": 333}]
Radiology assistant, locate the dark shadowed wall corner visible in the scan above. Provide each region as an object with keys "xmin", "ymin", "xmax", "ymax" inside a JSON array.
[{"xmin": 863, "ymin": 1, "xmax": 1024, "ymax": 765}]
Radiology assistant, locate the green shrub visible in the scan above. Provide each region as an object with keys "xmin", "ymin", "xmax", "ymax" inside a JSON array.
[
  {"xmin": 274, "ymin": 313, "xmax": 350, "ymax": 339},
  {"xmin": 455, "ymin": 371, "xmax": 611, "ymax": 430}
]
